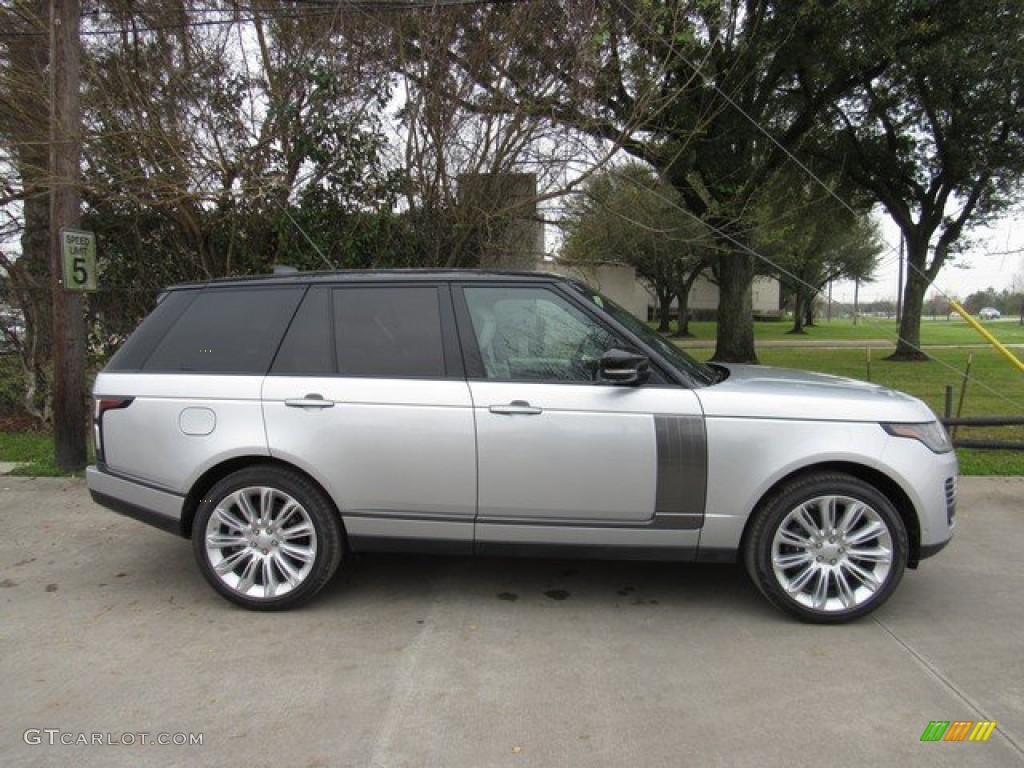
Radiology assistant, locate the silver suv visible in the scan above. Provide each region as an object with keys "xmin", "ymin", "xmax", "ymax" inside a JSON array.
[{"xmin": 87, "ymin": 271, "xmax": 957, "ymax": 622}]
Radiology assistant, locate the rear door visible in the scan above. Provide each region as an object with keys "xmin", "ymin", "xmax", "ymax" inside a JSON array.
[{"xmin": 262, "ymin": 283, "xmax": 476, "ymax": 552}]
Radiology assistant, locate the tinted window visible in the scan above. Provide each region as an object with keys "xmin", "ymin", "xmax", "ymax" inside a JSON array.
[
  {"xmin": 334, "ymin": 286, "xmax": 445, "ymax": 378},
  {"xmin": 143, "ymin": 287, "xmax": 304, "ymax": 373},
  {"xmin": 463, "ymin": 286, "xmax": 618, "ymax": 382},
  {"xmin": 271, "ymin": 287, "xmax": 333, "ymax": 375},
  {"xmin": 106, "ymin": 289, "xmax": 198, "ymax": 372}
]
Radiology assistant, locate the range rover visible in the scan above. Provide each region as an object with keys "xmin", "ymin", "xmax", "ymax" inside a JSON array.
[{"xmin": 87, "ymin": 271, "xmax": 957, "ymax": 622}]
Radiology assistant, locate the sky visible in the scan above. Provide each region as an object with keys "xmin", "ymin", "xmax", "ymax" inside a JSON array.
[{"xmin": 830, "ymin": 211, "xmax": 1024, "ymax": 305}]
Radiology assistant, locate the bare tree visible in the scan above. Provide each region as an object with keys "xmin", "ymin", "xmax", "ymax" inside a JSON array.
[
  {"xmin": 2, "ymin": 1, "xmax": 410, "ymax": 417},
  {"xmin": 390, "ymin": 7, "xmax": 610, "ymax": 268},
  {"xmin": 0, "ymin": 0, "xmax": 54, "ymax": 422}
]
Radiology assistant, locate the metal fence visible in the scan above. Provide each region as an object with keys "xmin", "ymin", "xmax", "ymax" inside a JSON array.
[
  {"xmin": 940, "ymin": 381, "xmax": 1024, "ymax": 451},
  {"xmin": 941, "ymin": 416, "xmax": 1024, "ymax": 451}
]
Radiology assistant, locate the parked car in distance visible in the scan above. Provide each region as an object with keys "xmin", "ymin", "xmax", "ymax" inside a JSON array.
[
  {"xmin": 87, "ymin": 270, "xmax": 957, "ymax": 623},
  {"xmin": 979, "ymin": 307, "xmax": 1001, "ymax": 320}
]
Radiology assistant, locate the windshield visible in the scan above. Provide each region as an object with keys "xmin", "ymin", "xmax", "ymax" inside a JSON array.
[{"xmin": 573, "ymin": 284, "xmax": 716, "ymax": 387}]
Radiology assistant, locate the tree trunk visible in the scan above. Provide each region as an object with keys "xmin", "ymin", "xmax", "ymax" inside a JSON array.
[
  {"xmin": 672, "ymin": 269, "xmax": 701, "ymax": 337},
  {"xmin": 711, "ymin": 249, "xmax": 757, "ymax": 363},
  {"xmin": 889, "ymin": 258, "xmax": 930, "ymax": 361},
  {"xmin": 4, "ymin": 0, "xmax": 54, "ymax": 424},
  {"xmin": 788, "ymin": 288, "xmax": 806, "ymax": 334},
  {"xmin": 656, "ymin": 287, "xmax": 672, "ymax": 333},
  {"xmin": 14, "ymin": 192, "xmax": 53, "ymax": 423},
  {"xmin": 673, "ymin": 308, "xmax": 691, "ymax": 337}
]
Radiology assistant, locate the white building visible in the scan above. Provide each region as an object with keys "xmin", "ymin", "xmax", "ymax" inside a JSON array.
[{"xmin": 540, "ymin": 260, "xmax": 781, "ymax": 322}]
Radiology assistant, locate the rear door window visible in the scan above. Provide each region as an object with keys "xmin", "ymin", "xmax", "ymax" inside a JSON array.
[
  {"xmin": 270, "ymin": 287, "xmax": 333, "ymax": 375},
  {"xmin": 333, "ymin": 286, "xmax": 446, "ymax": 378}
]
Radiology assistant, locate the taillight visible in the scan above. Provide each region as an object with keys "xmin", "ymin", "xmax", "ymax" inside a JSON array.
[{"xmin": 93, "ymin": 397, "xmax": 133, "ymax": 463}]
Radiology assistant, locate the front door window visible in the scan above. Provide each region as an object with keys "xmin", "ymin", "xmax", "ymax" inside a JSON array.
[{"xmin": 463, "ymin": 286, "xmax": 618, "ymax": 382}]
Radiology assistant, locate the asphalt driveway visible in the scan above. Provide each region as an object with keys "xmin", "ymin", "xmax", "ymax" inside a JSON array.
[{"xmin": 1, "ymin": 476, "xmax": 1022, "ymax": 767}]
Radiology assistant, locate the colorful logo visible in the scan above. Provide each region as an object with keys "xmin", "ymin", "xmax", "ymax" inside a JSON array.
[{"xmin": 921, "ymin": 720, "xmax": 997, "ymax": 742}]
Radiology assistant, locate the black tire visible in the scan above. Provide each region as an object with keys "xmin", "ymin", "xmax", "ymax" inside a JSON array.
[
  {"xmin": 744, "ymin": 471, "xmax": 908, "ymax": 624},
  {"xmin": 192, "ymin": 465, "xmax": 343, "ymax": 610}
]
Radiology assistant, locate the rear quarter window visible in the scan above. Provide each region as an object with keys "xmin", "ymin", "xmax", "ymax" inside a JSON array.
[
  {"xmin": 105, "ymin": 289, "xmax": 198, "ymax": 372},
  {"xmin": 140, "ymin": 287, "xmax": 304, "ymax": 374}
]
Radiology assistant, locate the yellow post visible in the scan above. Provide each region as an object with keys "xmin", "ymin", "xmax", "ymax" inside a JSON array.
[{"xmin": 948, "ymin": 301, "xmax": 1024, "ymax": 374}]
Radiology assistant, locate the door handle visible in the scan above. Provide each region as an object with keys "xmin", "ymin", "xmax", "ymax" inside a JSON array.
[
  {"xmin": 285, "ymin": 394, "xmax": 335, "ymax": 409},
  {"xmin": 489, "ymin": 400, "xmax": 543, "ymax": 416}
]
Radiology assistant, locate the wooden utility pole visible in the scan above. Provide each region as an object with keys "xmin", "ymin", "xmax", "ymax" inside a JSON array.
[
  {"xmin": 49, "ymin": 0, "xmax": 87, "ymax": 471},
  {"xmin": 896, "ymin": 234, "xmax": 904, "ymax": 322}
]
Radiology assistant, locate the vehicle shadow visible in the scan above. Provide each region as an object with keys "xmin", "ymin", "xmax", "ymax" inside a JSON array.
[{"xmin": 319, "ymin": 551, "xmax": 774, "ymax": 619}]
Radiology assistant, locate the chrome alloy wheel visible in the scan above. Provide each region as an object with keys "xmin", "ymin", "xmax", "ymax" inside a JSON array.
[
  {"xmin": 770, "ymin": 494, "xmax": 894, "ymax": 613},
  {"xmin": 203, "ymin": 486, "xmax": 318, "ymax": 600}
]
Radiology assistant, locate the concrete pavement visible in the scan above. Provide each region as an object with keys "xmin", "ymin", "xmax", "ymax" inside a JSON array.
[{"xmin": 1, "ymin": 476, "xmax": 1022, "ymax": 767}]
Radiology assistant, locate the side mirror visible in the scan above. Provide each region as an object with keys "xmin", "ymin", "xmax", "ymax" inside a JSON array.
[{"xmin": 598, "ymin": 348, "xmax": 651, "ymax": 386}]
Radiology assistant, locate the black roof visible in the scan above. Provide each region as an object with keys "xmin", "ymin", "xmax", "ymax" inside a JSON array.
[{"xmin": 168, "ymin": 269, "xmax": 569, "ymax": 291}]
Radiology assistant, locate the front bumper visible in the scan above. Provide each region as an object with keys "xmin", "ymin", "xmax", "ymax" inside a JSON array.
[{"xmin": 918, "ymin": 537, "xmax": 953, "ymax": 561}]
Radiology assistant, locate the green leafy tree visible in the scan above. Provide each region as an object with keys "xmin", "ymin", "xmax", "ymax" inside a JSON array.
[
  {"xmin": 819, "ymin": 0, "xmax": 1024, "ymax": 359},
  {"xmin": 750, "ymin": 168, "xmax": 881, "ymax": 334},
  {"xmin": 561, "ymin": 164, "xmax": 710, "ymax": 334},
  {"xmin": 962, "ymin": 287, "xmax": 1019, "ymax": 317},
  {"xmin": 395, "ymin": 1, "xmax": 894, "ymax": 362}
]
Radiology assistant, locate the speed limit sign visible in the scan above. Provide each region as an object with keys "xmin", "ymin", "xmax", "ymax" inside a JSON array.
[{"xmin": 61, "ymin": 229, "xmax": 97, "ymax": 292}]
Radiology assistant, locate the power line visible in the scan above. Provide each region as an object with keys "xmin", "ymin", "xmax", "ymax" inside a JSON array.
[
  {"xmin": 6, "ymin": 1, "xmax": 1019, "ymax": 407},
  {"xmin": 599, "ymin": 163, "xmax": 1024, "ymax": 414},
  {"xmin": 0, "ymin": 0, "xmax": 532, "ymax": 38},
  {"xmin": 594, "ymin": 3, "xmax": 1022, "ymax": 412},
  {"xmin": 607, "ymin": 0, "xmax": 998, "ymax": 319}
]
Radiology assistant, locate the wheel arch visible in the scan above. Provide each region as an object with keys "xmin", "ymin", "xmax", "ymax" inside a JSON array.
[
  {"xmin": 739, "ymin": 461, "xmax": 922, "ymax": 568},
  {"xmin": 181, "ymin": 456, "xmax": 343, "ymax": 541}
]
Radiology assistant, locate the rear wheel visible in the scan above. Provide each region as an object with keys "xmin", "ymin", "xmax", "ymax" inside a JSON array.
[
  {"xmin": 192, "ymin": 465, "xmax": 342, "ymax": 610},
  {"xmin": 744, "ymin": 472, "xmax": 908, "ymax": 624}
]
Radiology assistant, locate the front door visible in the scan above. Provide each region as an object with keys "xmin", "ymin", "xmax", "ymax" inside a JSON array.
[{"xmin": 456, "ymin": 284, "xmax": 706, "ymax": 549}]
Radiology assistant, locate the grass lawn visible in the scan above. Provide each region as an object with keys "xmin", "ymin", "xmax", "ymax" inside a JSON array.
[
  {"xmin": 0, "ymin": 430, "xmax": 77, "ymax": 477},
  {"xmin": 675, "ymin": 316, "xmax": 1024, "ymax": 346},
  {"xmin": 685, "ymin": 341, "xmax": 1023, "ymax": 476}
]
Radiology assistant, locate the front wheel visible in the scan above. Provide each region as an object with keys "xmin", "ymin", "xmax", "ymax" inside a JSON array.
[
  {"xmin": 744, "ymin": 472, "xmax": 908, "ymax": 624},
  {"xmin": 192, "ymin": 465, "xmax": 343, "ymax": 610}
]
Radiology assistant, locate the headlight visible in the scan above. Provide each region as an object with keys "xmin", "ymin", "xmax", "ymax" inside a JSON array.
[{"xmin": 881, "ymin": 421, "xmax": 953, "ymax": 453}]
